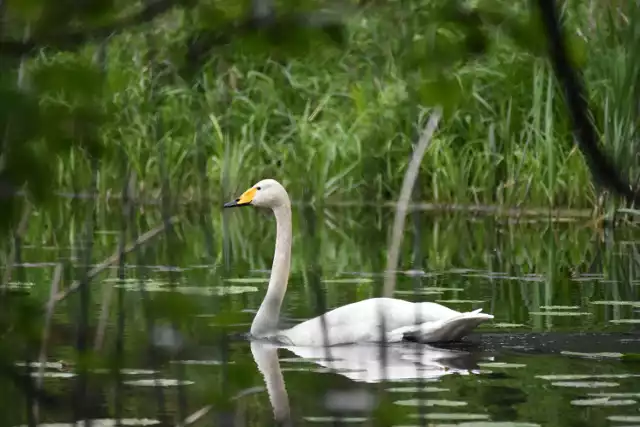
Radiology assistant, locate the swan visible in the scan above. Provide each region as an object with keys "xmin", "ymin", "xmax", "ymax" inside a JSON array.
[{"xmin": 224, "ymin": 179, "xmax": 493, "ymax": 346}]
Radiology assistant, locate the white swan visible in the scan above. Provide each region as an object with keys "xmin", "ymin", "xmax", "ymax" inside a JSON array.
[{"xmin": 224, "ymin": 179, "xmax": 493, "ymax": 346}]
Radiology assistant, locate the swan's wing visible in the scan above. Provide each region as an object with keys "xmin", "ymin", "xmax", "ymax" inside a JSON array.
[
  {"xmin": 389, "ymin": 309, "xmax": 493, "ymax": 343},
  {"xmin": 282, "ymin": 298, "xmax": 415, "ymax": 346}
]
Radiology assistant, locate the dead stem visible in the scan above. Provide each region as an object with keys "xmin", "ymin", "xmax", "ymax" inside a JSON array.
[{"xmin": 383, "ymin": 109, "xmax": 442, "ymax": 298}]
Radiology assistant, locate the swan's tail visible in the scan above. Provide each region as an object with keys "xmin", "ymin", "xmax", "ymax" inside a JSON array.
[{"xmin": 390, "ymin": 309, "xmax": 493, "ymax": 343}]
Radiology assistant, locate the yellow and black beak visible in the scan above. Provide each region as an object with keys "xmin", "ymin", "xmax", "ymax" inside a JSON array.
[{"xmin": 223, "ymin": 186, "xmax": 257, "ymax": 208}]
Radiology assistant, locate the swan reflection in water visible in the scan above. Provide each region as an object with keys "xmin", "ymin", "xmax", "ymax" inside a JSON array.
[{"xmin": 250, "ymin": 339, "xmax": 485, "ymax": 423}]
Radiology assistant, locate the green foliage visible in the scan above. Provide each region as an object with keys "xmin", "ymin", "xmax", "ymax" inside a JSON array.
[{"xmin": 1, "ymin": 0, "xmax": 638, "ymax": 232}]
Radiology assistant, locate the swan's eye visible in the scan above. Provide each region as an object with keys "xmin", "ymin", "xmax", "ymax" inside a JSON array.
[{"xmin": 256, "ymin": 186, "xmax": 262, "ymax": 190}]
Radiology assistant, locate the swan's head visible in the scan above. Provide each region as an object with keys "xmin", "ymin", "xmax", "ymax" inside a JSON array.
[{"xmin": 223, "ymin": 179, "xmax": 289, "ymax": 209}]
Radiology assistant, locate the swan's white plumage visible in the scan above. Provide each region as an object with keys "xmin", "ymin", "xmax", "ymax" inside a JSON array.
[{"xmin": 225, "ymin": 178, "xmax": 493, "ymax": 347}]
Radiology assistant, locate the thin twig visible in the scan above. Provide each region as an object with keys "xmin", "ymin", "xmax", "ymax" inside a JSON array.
[
  {"xmin": 50, "ymin": 215, "xmax": 180, "ymax": 305},
  {"xmin": 383, "ymin": 109, "xmax": 442, "ymax": 298}
]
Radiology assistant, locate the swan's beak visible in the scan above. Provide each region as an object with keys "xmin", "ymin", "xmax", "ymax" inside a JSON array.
[{"xmin": 223, "ymin": 187, "xmax": 256, "ymax": 208}]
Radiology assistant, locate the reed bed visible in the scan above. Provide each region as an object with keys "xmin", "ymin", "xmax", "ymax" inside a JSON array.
[{"xmin": 21, "ymin": 0, "xmax": 636, "ymax": 212}]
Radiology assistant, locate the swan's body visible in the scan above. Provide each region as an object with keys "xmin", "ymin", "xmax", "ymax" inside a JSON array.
[{"xmin": 224, "ymin": 179, "xmax": 493, "ymax": 347}]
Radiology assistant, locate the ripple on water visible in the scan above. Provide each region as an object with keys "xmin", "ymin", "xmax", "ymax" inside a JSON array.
[
  {"xmin": 224, "ymin": 277, "xmax": 270, "ymax": 284},
  {"xmin": 477, "ymin": 362, "xmax": 527, "ymax": 369},
  {"xmin": 492, "ymin": 323, "xmax": 528, "ymax": 328},
  {"xmin": 321, "ymin": 278, "xmax": 375, "ymax": 284},
  {"xmin": 570, "ymin": 397, "xmax": 636, "ymax": 406},
  {"xmin": 170, "ymin": 359, "xmax": 230, "ymax": 366},
  {"xmin": 610, "ymin": 319, "xmax": 640, "ymax": 324},
  {"xmin": 386, "ymin": 386, "xmax": 449, "ymax": 393},
  {"xmin": 551, "ymin": 381, "xmax": 619, "ymax": 388},
  {"xmin": 30, "ymin": 372, "xmax": 75, "ymax": 379},
  {"xmin": 304, "ymin": 416, "xmax": 368, "ymax": 423},
  {"xmin": 120, "ymin": 369, "xmax": 156, "ymax": 375},
  {"xmin": 436, "ymin": 299, "xmax": 487, "ymax": 304},
  {"xmin": 15, "ymin": 419, "xmax": 160, "ymax": 427},
  {"xmin": 537, "ymin": 374, "xmax": 640, "ymax": 380},
  {"xmin": 528, "ymin": 311, "xmax": 592, "ymax": 317},
  {"xmin": 560, "ymin": 351, "xmax": 623, "ymax": 360},
  {"xmin": 395, "ymin": 399, "xmax": 468, "ymax": 407},
  {"xmin": 114, "ymin": 281, "xmax": 259, "ymax": 296},
  {"xmin": 16, "ymin": 361, "xmax": 66, "ymax": 369},
  {"xmin": 454, "ymin": 423, "xmax": 541, "ymax": 427},
  {"xmin": 588, "ymin": 392, "xmax": 640, "ymax": 398},
  {"xmin": 394, "ymin": 290, "xmax": 445, "ymax": 296},
  {"xmin": 411, "ymin": 413, "xmax": 490, "ymax": 421},
  {"xmin": 123, "ymin": 379, "xmax": 194, "ymax": 387},
  {"xmin": 607, "ymin": 415, "xmax": 640, "ymax": 423},
  {"xmin": 539, "ymin": 305, "xmax": 581, "ymax": 310},
  {"xmin": 5, "ymin": 282, "xmax": 35, "ymax": 290},
  {"xmin": 591, "ymin": 300, "xmax": 640, "ymax": 307}
]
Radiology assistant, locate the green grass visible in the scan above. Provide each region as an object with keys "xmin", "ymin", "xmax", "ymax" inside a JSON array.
[{"xmin": 25, "ymin": 0, "xmax": 640, "ymax": 211}]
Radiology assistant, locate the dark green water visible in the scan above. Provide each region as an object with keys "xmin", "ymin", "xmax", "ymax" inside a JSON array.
[{"xmin": 3, "ymin": 204, "xmax": 640, "ymax": 427}]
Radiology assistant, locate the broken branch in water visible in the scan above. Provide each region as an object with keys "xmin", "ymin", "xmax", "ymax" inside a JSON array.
[{"xmin": 50, "ymin": 215, "xmax": 181, "ymax": 305}]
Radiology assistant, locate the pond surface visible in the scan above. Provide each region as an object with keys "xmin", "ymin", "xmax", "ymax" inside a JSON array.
[{"xmin": 3, "ymin": 204, "xmax": 640, "ymax": 427}]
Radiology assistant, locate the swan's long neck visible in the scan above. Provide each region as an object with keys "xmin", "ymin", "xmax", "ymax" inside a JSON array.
[{"xmin": 250, "ymin": 202, "xmax": 292, "ymax": 337}]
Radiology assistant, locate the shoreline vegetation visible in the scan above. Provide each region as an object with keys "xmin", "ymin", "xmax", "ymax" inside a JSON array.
[{"xmin": 7, "ymin": 1, "xmax": 635, "ymax": 214}]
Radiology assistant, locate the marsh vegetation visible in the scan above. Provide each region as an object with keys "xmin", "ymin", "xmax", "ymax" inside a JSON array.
[{"xmin": 1, "ymin": 0, "xmax": 640, "ymax": 425}]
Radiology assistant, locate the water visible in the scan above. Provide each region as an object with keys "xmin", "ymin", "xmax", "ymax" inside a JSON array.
[{"xmin": 2, "ymin": 204, "xmax": 640, "ymax": 427}]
